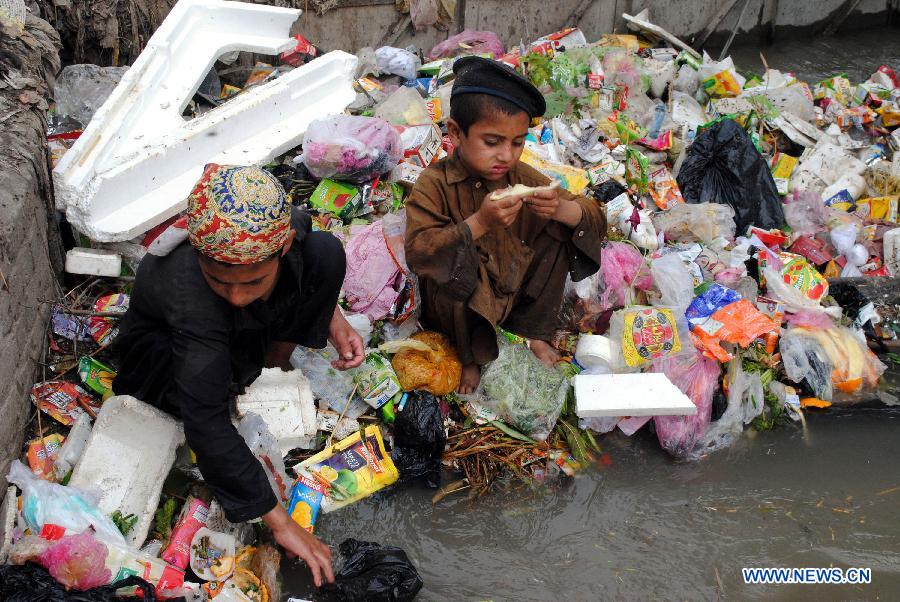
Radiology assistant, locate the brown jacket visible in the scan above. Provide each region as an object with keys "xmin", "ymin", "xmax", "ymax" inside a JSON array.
[{"xmin": 405, "ymin": 153, "xmax": 605, "ymax": 337}]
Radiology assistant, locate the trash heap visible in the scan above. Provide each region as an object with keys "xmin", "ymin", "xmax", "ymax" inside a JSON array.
[{"xmin": 5, "ymin": 6, "xmax": 900, "ymax": 601}]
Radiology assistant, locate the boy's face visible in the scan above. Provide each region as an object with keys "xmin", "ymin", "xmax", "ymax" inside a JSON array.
[{"xmin": 448, "ymin": 110, "xmax": 530, "ymax": 181}]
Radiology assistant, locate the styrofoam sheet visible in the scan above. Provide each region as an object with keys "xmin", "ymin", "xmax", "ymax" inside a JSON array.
[
  {"xmin": 236, "ymin": 368, "xmax": 317, "ymax": 455},
  {"xmin": 0, "ymin": 486, "xmax": 15, "ymax": 564},
  {"xmin": 69, "ymin": 396, "xmax": 184, "ymax": 547},
  {"xmin": 574, "ymin": 372, "xmax": 697, "ymax": 417},
  {"xmin": 54, "ymin": 0, "xmax": 357, "ymax": 242}
]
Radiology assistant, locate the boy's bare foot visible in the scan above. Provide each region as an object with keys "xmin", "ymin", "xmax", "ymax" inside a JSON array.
[
  {"xmin": 458, "ymin": 363, "xmax": 481, "ymax": 395},
  {"xmin": 529, "ymin": 339, "xmax": 560, "ymax": 368}
]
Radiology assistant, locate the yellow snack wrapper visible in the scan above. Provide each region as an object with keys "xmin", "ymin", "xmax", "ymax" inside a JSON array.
[
  {"xmin": 770, "ymin": 152, "xmax": 798, "ymax": 195},
  {"xmin": 520, "ymin": 147, "xmax": 589, "ymax": 195},
  {"xmin": 855, "ymin": 196, "xmax": 899, "ymax": 223},
  {"xmin": 298, "ymin": 425, "xmax": 399, "ymax": 513},
  {"xmin": 701, "ymin": 70, "xmax": 742, "ymax": 98}
]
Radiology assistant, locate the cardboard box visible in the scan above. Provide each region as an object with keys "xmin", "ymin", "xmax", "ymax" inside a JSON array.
[{"xmin": 397, "ymin": 123, "xmax": 442, "ymax": 168}]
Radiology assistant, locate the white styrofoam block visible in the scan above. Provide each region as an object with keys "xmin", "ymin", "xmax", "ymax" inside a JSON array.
[
  {"xmin": 69, "ymin": 396, "xmax": 185, "ymax": 547},
  {"xmin": 65, "ymin": 247, "xmax": 122, "ymax": 276},
  {"xmin": 574, "ymin": 334, "xmax": 613, "ymax": 369},
  {"xmin": 236, "ymin": 368, "xmax": 317, "ymax": 455},
  {"xmin": 0, "ymin": 486, "xmax": 15, "ymax": 564},
  {"xmin": 575, "ymin": 373, "xmax": 698, "ymax": 418},
  {"xmin": 53, "ymin": 0, "xmax": 358, "ymax": 242},
  {"xmin": 884, "ymin": 228, "xmax": 900, "ymax": 276}
]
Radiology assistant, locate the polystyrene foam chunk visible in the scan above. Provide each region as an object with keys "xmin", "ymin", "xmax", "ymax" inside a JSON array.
[
  {"xmin": 0, "ymin": 486, "xmax": 15, "ymax": 564},
  {"xmin": 69, "ymin": 396, "xmax": 184, "ymax": 547},
  {"xmin": 574, "ymin": 373, "xmax": 697, "ymax": 417},
  {"xmin": 65, "ymin": 247, "xmax": 122, "ymax": 277},
  {"xmin": 236, "ymin": 368, "xmax": 317, "ymax": 455},
  {"xmin": 53, "ymin": 0, "xmax": 358, "ymax": 242}
]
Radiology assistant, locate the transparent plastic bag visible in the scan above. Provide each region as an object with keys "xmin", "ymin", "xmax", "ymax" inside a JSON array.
[
  {"xmin": 479, "ymin": 338, "xmax": 569, "ymax": 440},
  {"xmin": 374, "ymin": 85, "xmax": 431, "ymax": 126},
  {"xmin": 355, "ymin": 47, "xmax": 380, "ymax": 78},
  {"xmin": 652, "ymin": 202, "xmax": 736, "ymax": 244},
  {"xmin": 650, "ymin": 252, "xmax": 695, "ymax": 311},
  {"xmin": 302, "ymin": 115, "xmax": 402, "ymax": 183},
  {"xmin": 692, "ymin": 358, "xmax": 758, "ymax": 456},
  {"xmin": 236, "ymin": 413, "xmax": 291, "ymax": 503},
  {"xmin": 783, "ymin": 190, "xmax": 828, "ymax": 236},
  {"xmin": 291, "ymin": 347, "xmax": 360, "ymax": 416},
  {"xmin": 6, "ymin": 460, "xmax": 126, "ymax": 546},
  {"xmin": 375, "ymin": 46, "xmax": 421, "ymax": 80},
  {"xmin": 428, "ymin": 29, "xmax": 505, "ymax": 59},
  {"xmin": 53, "ymin": 64, "xmax": 128, "ymax": 127},
  {"xmin": 651, "ymin": 352, "xmax": 720, "ymax": 457},
  {"xmin": 53, "ymin": 412, "xmax": 92, "ymax": 481}
]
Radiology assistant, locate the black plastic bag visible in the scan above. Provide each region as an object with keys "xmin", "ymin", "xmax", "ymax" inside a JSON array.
[
  {"xmin": 676, "ymin": 118, "xmax": 785, "ymax": 235},
  {"xmin": 391, "ymin": 391, "xmax": 446, "ymax": 488},
  {"xmin": 0, "ymin": 562, "xmax": 161, "ymax": 602},
  {"xmin": 325, "ymin": 539, "xmax": 423, "ymax": 602},
  {"xmin": 589, "ymin": 178, "xmax": 628, "ymax": 203}
]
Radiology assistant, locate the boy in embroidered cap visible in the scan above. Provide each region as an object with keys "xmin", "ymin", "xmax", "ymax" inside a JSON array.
[
  {"xmin": 405, "ymin": 56, "xmax": 606, "ymax": 393},
  {"xmin": 113, "ymin": 164, "xmax": 364, "ymax": 586}
]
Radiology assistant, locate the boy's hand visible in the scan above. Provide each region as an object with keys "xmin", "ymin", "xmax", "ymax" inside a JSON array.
[
  {"xmin": 528, "ymin": 188, "xmax": 583, "ymax": 228},
  {"xmin": 329, "ymin": 307, "xmax": 365, "ymax": 370},
  {"xmin": 467, "ymin": 192, "xmax": 523, "ymax": 239},
  {"xmin": 264, "ymin": 505, "xmax": 334, "ymax": 587}
]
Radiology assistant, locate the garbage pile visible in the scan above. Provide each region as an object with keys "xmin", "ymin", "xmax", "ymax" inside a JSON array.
[{"xmin": 5, "ymin": 4, "xmax": 900, "ymax": 600}]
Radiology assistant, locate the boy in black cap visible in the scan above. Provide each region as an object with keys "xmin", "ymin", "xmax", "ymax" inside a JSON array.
[{"xmin": 405, "ymin": 56, "xmax": 606, "ymax": 393}]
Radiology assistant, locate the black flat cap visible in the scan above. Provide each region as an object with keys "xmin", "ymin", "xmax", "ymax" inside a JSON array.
[{"xmin": 451, "ymin": 56, "xmax": 546, "ymax": 118}]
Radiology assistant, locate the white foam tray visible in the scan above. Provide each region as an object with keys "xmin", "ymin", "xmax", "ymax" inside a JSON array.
[{"xmin": 575, "ymin": 372, "xmax": 698, "ymax": 417}]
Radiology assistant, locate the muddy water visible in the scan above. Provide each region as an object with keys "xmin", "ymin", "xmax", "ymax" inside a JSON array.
[{"xmin": 283, "ymin": 27, "xmax": 900, "ymax": 601}]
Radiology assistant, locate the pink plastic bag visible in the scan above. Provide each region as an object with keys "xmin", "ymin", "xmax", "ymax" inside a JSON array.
[
  {"xmin": 783, "ymin": 190, "xmax": 827, "ymax": 236},
  {"xmin": 410, "ymin": 0, "xmax": 439, "ymax": 30},
  {"xmin": 651, "ymin": 352, "xmax": 721, "ymax": 457},
  {"xmin": 39, "ymin": 532, "xmax": 111, "ymax": 590},
  {"xmin": 428, "ymin": 29, "xmax": 505, "ymax": 60},
  {"xmin": 343, "ymin": 220, "xmax": 404, "ymax": 321},
  {"xmin": 600, "ymin": 242, "xmax": 653, "ymax": 311},
  {"xmin": 302, "ymin": 115, "xmax": 402, "ymax": 183}
]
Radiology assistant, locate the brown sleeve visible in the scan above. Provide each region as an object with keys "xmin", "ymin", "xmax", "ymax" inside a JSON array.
[
  {"xmin": 561, "ymin": 187, "xmax": 607, "ymax": 282},
  {"xmin": 405, "ymin": 172, "xmax": 480, "ymax": 301}
]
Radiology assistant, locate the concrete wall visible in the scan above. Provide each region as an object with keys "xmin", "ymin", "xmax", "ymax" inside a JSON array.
[
  {"xmin": 295, "ymin": 0, "xmax": 894, "ymax": 54},
  {"xmin": 0, "ymin": 15, "xmax": 63, "ymax": 494}
]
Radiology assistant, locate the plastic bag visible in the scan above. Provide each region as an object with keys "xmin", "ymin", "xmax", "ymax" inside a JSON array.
[
  {"xmin": 608, "ymin": 305, "xmax": 694, "ymax": 371},
  {"xmin": 236, "ymin": 413, "xmax": 291, "ymax": 503},
  {"xmin": 783, "ymin": 190, "xmax": 828, "ymax": 236},
  {"xmin": 37, "ymin": 532, "xmax": 111, "ymax": 590},
  {"xmin": 53, "ymin": 64, "xmax": 128, "ymax": 127},
  {"xmin": 374, "ymin": 85, "xmax": 432, "ymax": 126},
  {"xmin": 343, "ymin": 221, "xmax": 405, "ymax": 321},
  {"xmin": 355, "ymin": 47, "xmax": 380, "ymax": 78},
  {"xmin": 6, "ymin": 460, "xmax": 126, "ymax": 546},
  {"xmin": 599, "ymin": 242, "xmax": 653, "ymax": 311},
  {"xmin": 651, "ymin": 352, "xmax": 720, "ymax": 457},
  {"xmin": 653, "ymin": 202, "xmax": 736, "ymax": 244},
  {"xmin": 689, "ymin": 297, "xmax": 778, "ymax": 363},
  {"xmin": 410, "ymin": 0, "xmax": 439, "ymax": 30},
  {"xmin": 428, "ymin": 29, "xmax": 504, "ymax": 59},
  {"xmin": 391, "ymin": 391, "xmax": 446, "ymax": 488},
  {"xmin": 692, "ymin": 358, "xmax": 760, "ymax": 456},
  {"xmin": 479, "ymin": 338, "xmax": 569, "ymax": 440},
  {"xmin": 0, "ymin": 562, "xmax": 156, "ymax": 602},
  {"xmin": 302, "ymin": 115, "xmax": 402, "ymax": 183},
  {"xmin": 698, "ymin": 54, "xmax": 746, "ymax": 98},
  {"xmin": 830, "ymin": 222, "xmax": 867, "ymax": 278},
  {"xmin": 375, "ymin": 47, "xmax": 421, "ymax": 81},
  {"xmin": 676, "ymin": 119, "xmax": 785, "ymax": 235},
  {"xmin": 673, "ymin": 64, "xmax": 701, "ymax": 97},
  {"xmin": 298, "ymin": 426, "xmax": 399, "ymax": 513},
  {"xmin": 291, "ymin": 347, "xmax": 363, "ymax": 417},
  {"xmin": 650, "ymin": 252, "xmax": 695, "ymax": 311},
  {"xmin": 325, "ymin": 539, "xmax": 423, "ymax": 602},
  {"xmin": 53, "ymin": 413, "xmax": 92, "ymax": 481},
  {"xmin": 780, "ymin": 326, "xmax": 885, "ymax": 399},
  {"xmin": 390, "ymin": 331, "xmax": 462, "ymax": 395}
]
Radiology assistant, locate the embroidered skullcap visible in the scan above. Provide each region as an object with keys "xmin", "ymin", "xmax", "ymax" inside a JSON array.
[{"xmin": 187, "ymin": 164, "xmax": 291, "ymax": 264}]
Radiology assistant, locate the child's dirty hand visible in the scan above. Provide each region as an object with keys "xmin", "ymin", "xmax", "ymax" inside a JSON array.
[
  {"xmin": 526, "ymin": 186, "xmax": 561, "ymax": 219},
  {"xmin": 474, "ymin": 191, "xmax": 523, "ymax": 232}
]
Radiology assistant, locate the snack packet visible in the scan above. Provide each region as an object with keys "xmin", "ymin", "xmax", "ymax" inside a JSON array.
[
  {"xmin": 624, "ymin": 146, "xmax": 650, "ymax": 195},
  {"xmin": 648, "ymin": 166, "xmax": 684, "ymax": 210},
  {"xmin": 297, "ymin": 425, "xmax": 399, "ymax": 513},
  {"xmin": 353, "ymin": 352, "xmax": 403, "ymax": 409},
  {"xmin": 286, "ymin": 474, "xmax": 325, "ymax": 533},
  {"xmin": 161, "ymin": 497, "xmax": 210, "ymax": 570},
  {"xmin": 78, "ymin": 356, "xmax": 116, "ymax": 399},
  {"xmin": 27, "ymin": 434, "xmax": 65, "ymax": 480},
  {"xmin": 31, "ymin": 381, "xmax": 100, "ymax": 425}
]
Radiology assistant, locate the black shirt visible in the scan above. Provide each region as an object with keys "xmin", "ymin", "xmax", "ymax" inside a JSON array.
[{"xmin": 113, "ymin": 210, "xmax": 344, "ymax": 522}]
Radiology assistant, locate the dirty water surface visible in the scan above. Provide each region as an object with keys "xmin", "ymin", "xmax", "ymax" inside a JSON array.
[{"xmin": 283, "ymin": 27, "xmax": 900, "ymax": 601}]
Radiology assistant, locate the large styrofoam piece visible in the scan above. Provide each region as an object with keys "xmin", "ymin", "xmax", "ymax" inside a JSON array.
[
  {"xmin": 0, "ymin": 486, "xmax": 15, "ymax": 564},
  {"xmin": 65, "ymin": 247, "xmax": 122, "ymax": 276},
  {"xmin": 69, "ymin": 396, "xmax": 184, "ymax": 547},
  {"xmin": 236, "ymin": 368, "xmax": 317, "ymax": 455},
  {"xmin": 575, "ymin": 373, "xmax": 698, "ymax": 417},
  {"xmin": 883, "ymin": 228, "xmax": 900, "ymax": 276},
  {"xmin": 53, "ymin": 0, "xmax": 358, "ymax": 242}
]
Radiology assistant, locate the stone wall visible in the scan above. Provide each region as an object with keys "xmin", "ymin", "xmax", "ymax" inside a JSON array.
[{"xmin": 0, "ymin": 14, "xmax": 63, "ymax": 494}]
